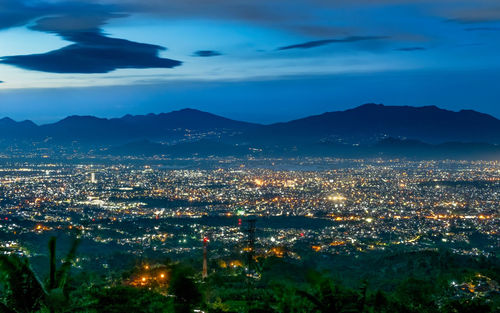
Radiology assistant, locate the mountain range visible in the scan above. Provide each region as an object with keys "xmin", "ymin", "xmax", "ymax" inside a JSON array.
[
  {"xmin": 251, "ymin": 103, "xmax": 500, "ymax": 144},
  {"xmin": 0, "ymin": 109, "xmax": 257, "ymax": 142},
  {"xmin": 1, "ymin": 104, "xmax": 499, "ymax": 159}
]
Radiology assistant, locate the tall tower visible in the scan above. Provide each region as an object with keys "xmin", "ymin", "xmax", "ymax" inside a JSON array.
[
  {"xmin": 90, "ymin": 172, "xmax": 97, "ymax": 184},
  {"xmin": 202, "ymin": 237, "xmax": 208, "ymax": 279},
  {"xmin": 245, "ymin": 219, "xmax": 256, "ymax": 276}
]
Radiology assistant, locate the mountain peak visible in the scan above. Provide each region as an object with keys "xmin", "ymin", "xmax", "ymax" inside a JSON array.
[
  {"xmin": 354, "ymin": 103, "xmax": 444, "ymax": 112},
  {"xmin": 169, "ymin": 108, "xmax": 211, "ymax": 116},
  {"xmin": 176, "ymin": 108, "xmax": 202, "ymax": 112},
  {"xmin": 62, "ymin": 115, "xmax": 104, "ymax": 121},
  {"xmin": 354, "ymin": 103, "xmax": 385, "ymax": 110},
  {"xmin": 0, "ymin": 117, "xmax": 16, "ymax": 124},
  {"xmin": 0, "ymin": 117, "xmax": 36, "ymax": 127}
]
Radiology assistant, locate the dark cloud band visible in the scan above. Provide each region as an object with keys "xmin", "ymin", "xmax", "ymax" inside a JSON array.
[
  {"xmin": 277, "ymin": 36, "xmax": 387, "ymax": 50},
  {"xmin": 395, "ymin": 47, "xmax": 426, "ymax": 51},
  {"xmin": 193, "ymin": 50, "xmax": 222, "ymax": 57},
  {"xmin": 0, "ymin": 12, "xmax": 182, "ymax": 74},
  {"xmin": 1, "ymin": 33, "xmax": 182, "ymax": 74}
]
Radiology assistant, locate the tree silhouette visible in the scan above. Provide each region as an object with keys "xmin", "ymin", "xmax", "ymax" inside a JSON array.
[{"xmin": 169, "ymin": 265, "xmax": 202, "ymax": 313}]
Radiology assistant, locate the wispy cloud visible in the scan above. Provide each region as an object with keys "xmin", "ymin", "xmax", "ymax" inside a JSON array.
[
  {"xmin": 395, "ymin": 47, "xmax": 426, "ymax": 51},
  {"xmin": 193, "ymin": 50, "xmax": 222, "ymax": 57},
  {"xmin": 277, "ymin": 36, "xmax": 388, "ymax": 50}
]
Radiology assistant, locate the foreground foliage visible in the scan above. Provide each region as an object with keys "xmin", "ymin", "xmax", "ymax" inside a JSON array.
[{"xmin": 1, "ymin": 241, "xmax": 498, "ymax": 313}]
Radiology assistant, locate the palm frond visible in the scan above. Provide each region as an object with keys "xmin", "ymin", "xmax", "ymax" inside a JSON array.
[
  {"xmin": 56, "ymin": 237, "xmax": 81, "ymax": 289},
  {"xmin": 48, "ymin": 237, "xmax": 57, "ymax": 290}
]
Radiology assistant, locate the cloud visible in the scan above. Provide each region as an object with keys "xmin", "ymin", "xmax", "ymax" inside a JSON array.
[
  {"xmin": 1, "ymin": 33, "xmax": 182, "ymax": 73},
  {"xmin": 107, "ymin": 1, "xmax": 500, "ymax": 23},
  {"xmin": 0, "ymin": 0, "xmax": 116, "ymax": 31},
  {"xmin": 277, "ymin": 36, "xmax": 388, "ymax": 50},
  {"xmin": 3, "ymin": 1, "xmax": 500, "ymax": 34},
  {"xmin": 193, "ymin": 50, "xmax": 222, "ymax": 57},
  {"xmin": 0, "ymin": 10, "xmax": 182, "ymax": 74},
  {"xmin": 0, "ymin": 0, "xmax": 46, "ymax": 30},
  {"xmin": 395, "ymin": 47, "xmax": 426, "ymax": 51}
]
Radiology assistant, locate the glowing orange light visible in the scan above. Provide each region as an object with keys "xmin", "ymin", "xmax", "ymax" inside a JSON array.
[
  {"xmin": 329, "ymin": 241, "xmax": 346, "ymax": 246},
  {"xmin": 312, "ymin": 245, "xmax": 322, "ymax": 252}
]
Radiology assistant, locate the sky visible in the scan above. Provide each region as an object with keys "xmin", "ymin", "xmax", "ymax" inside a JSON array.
[{"xmin": 0, "ymin": 0, "xmax": 500, "ymax": 124}]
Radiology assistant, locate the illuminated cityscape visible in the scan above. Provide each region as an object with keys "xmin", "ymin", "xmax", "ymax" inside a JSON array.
[{"xmin": 1, "ymin": 158, "xmax": 497, "ymax": 261}]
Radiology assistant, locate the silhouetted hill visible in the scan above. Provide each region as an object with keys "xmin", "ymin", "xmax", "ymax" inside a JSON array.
[
  {"xmin": 249, "ymin": 103, "xmax": 500, "ymax": 144},
  {"xmin": 9, "ymin": 109, "xmax": 259, "ymax": 143},
  {"xmin": 40, "ymin": 115, "xmax": 128, "ymax": 141},
  {"xmin": 0, "ymin": 117, "xmax": 38, "ymax": 139},
  {"xmin": 102, "ymin": 137, "xmax": 500, "ymax": 160},
  {"xmin": 117, "ymin": 109, "xmax": 256, "ymax": 131}
]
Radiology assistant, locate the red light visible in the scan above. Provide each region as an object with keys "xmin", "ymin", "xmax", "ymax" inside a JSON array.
[
  {"xmin": 300, "ymin": 232, "xmax": 304, "ymax": 237},
  {"xmin": 238, "ymin": 218, "xmax": 242, "ymax": 226},
  {"xmin": 4, "ymin": 217, "xmax": 7, "ymax": 221},
  {"xmin": 155, "ymin": 215, "xmax": 159, "ymax": 220},
  {"xmin": 92, "ymin": 218, "xmax": 95, "ymax": 222},
  {"xmin": 203, "ymin": 237, "xmax": 209, "ymax": 243}
]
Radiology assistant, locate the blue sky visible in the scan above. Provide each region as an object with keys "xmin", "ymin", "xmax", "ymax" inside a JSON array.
[{"xmin": 0, "ymin": 0, "xmax": 500, "ymax": 123}]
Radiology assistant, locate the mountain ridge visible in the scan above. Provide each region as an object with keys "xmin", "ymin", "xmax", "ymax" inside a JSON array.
[
  {"xmin": 0, "ymin": 104, "xmax": 499, "ymax": 151},
  {"xmin": 256, "ymin": 103, "xmax": 500, "ymax": 144}
]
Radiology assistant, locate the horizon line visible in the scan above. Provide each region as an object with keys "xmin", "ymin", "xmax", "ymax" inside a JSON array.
[{"xmin": 1, "ymin": 103, "xmax": 496, "ymax": 127}]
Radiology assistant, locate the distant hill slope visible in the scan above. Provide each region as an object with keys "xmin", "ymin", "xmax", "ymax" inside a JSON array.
[
  {"xmin": 0, "ymin": 117, "xmax": 38, "ymax": 139},
  {"xmin": 103, "ymin": 137, "xmax": 500, "ymax": 160},
  {"xmin": 106, "ymin": 139, "xmax": 252, "ymax": 157},
  {"xmin": 0, "ymin": 108, "xmax": 259, "ymax": 143},
  {"xmin": 249, "ymin": 103, "xmax": 500, "ymax": 144},
  {"xmin": 372, "ymin": 138, "xmax": 500, "ymax": 160}
]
